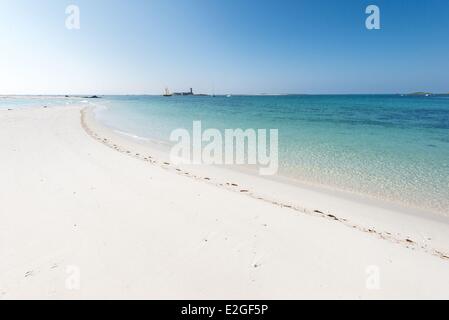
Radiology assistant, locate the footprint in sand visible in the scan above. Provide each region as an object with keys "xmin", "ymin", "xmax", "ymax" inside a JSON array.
[{"xmin": 25, "ymin": 271, "xmax": 34, "ymax": 278}]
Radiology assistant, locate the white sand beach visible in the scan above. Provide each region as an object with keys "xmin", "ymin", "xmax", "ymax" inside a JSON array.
[{"xmin": 1, "ymin": 104, "xmax": 449, "ymax": 300}]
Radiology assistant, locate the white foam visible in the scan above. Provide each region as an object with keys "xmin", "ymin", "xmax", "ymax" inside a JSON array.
[{"xmin": 113, "ymin": 129, "xmax": 149, "ymax": 142}]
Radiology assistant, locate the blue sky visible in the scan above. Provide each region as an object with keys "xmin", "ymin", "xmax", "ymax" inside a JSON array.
[{"xmin": 0, "ymin": 0, "xmax": 448, "ymax": 95}]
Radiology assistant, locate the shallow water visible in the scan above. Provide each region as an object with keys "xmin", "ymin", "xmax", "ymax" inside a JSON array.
[{"xmin": 3, "ymin": 95, "xmax": 448, "ymax": 214}]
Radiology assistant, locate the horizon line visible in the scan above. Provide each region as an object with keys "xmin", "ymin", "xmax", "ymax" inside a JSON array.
[{"xmin": 1, "ymin": 91, "xmax": 449, "ymax": 97}]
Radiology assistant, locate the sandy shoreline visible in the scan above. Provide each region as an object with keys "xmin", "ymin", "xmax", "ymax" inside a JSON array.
[
  {"xmin": 83, "ymin": 106, "xmax": 449, "ymax": 257},
  {"xmin": 1, "ymin": 104, "xmax": 449, "ymax": 299}
]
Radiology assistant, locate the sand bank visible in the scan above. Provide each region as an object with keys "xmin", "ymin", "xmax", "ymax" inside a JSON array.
[{"xmin": 1, "ymin": 105, "xmax": 449, "ymax": 299}]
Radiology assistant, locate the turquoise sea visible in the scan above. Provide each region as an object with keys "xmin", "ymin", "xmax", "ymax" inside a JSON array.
[{"xmin": 2, "ymin": 95, "xmax": 449, "ymax": 214}]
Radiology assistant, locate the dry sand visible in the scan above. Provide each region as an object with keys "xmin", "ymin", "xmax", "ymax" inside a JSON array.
[{"xmin": 1, "ymin": 104, "xmax": 449, "ymax": 299}]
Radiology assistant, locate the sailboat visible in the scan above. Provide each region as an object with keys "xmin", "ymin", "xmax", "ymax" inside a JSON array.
[{"xmin": 163, "ymin": 88, "xmax": 173, "ymax": 97}]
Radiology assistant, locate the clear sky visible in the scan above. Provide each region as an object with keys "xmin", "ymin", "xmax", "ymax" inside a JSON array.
[{"xmin": 1, "ymin": 0, "xmax": 448, "ymax": 95}]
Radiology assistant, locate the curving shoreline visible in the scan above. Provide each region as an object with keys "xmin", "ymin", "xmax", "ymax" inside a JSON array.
[
  {"xmin": 82, "ymin": 106, "xmax": 449, "ymax": 260},
  {"xmin": 90, "ymin": 95, "xmax": 449, "ymax": 215},
  {"xmin": 1, "ymin": 104, "xmax": 449, "ymax": 299}
]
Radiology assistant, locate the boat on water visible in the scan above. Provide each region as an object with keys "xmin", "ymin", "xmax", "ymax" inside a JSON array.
[{"xmin": 163, "ymin": 88, "xmax": 173, "ymax": 97}]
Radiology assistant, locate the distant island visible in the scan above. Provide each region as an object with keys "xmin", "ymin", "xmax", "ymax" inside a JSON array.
[
  {"xmin": 406, "ymin": 92, "xmax": 433, "ymax": 96},
  {"xmin": 405, "ymin": 92, "xmax": 449, "ymax": 96},
  {"xmin": 63, "ymin": 95, "xmax": 101, "ymax": 99}
]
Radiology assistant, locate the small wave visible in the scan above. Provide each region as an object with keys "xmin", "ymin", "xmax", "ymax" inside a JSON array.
[{"xmin": 114, "ymin": 130, "xmax": 149, "ymax": 142}]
